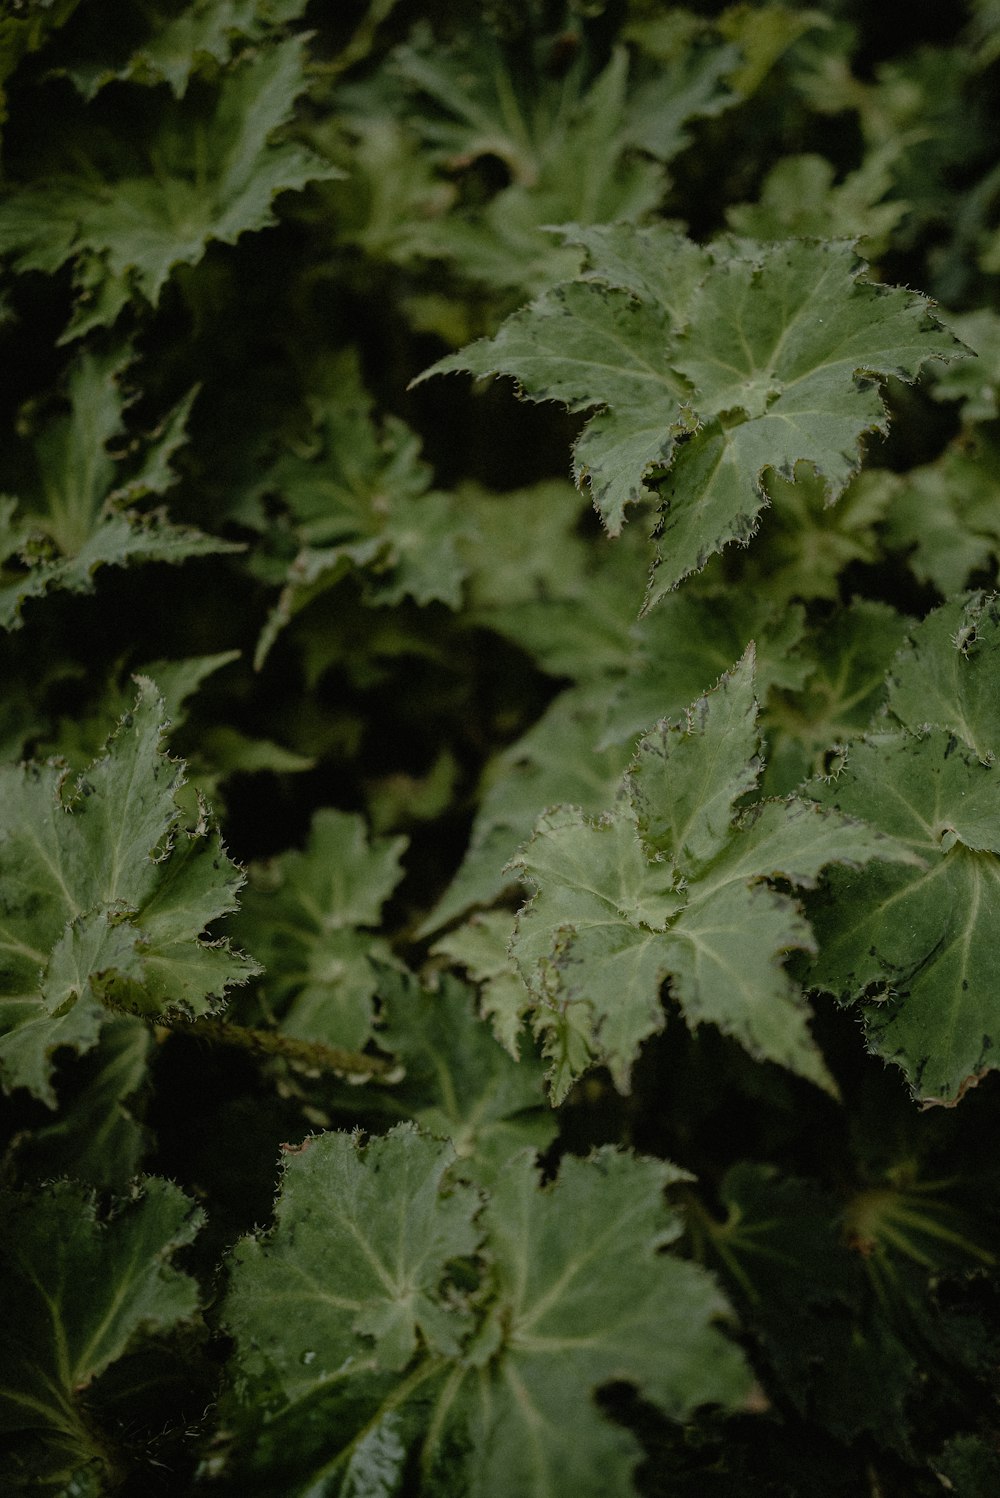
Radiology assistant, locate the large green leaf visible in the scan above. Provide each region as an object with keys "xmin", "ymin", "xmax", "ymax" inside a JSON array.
[
  {"xmin": 0, "ymin": 1176, "xmax": 202, "ymax": 1494},
  {"xmin": 418, "ymin": 227, "xmax": 964, "ymax": 598},
  {"xmin": 0, "ymin": 679, "xmax": 258, "ymax": 1103},
  {"xmin": 216, "ymin": 1134, "xmax": 750, "ymax": 1497},
  {"xmin": 512, "ymin": 652, "xmax": 916, "ymax": 1100}
]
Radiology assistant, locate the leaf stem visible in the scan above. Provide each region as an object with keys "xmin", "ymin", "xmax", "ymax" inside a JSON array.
[{"xmin": 155, "ymin": 1013, "xmax": 397, "ymax": 1080}]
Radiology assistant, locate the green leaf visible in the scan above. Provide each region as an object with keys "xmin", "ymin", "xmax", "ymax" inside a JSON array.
[
  {"xmin": 431, "ymin": 910, "xmax": 528, "ymax": 1059},
  {"xmin": 223, "ymin": 1124, "xmax": 481, "ymax": 1377},
  {"xmin": 762, "ymin": 600, "xmax": 912, "ymax": 794},
  {"xmin": 929, "ymin": 308, "xmax": 1000, "ymax": 423},
  {"xmin": 512, "ymin": 652, "xmax": 915, "ymax": 1099},
  {"xmin": 886, "ymin": 593, "xmax": 1000, "ymax": 759},
  {"xmin": 418, "ymin": 685, "xmax": 632, "ymax": 936},
  {"xmin": 880, "ymin": 438, "xmax": 1000, "ymax": 595},
  {"xmin": 247, "ymin": 353, "xmax": 468, "ymax": 666},
  {"xmin": 39, "ymin": 650, "xmax": 240, "ymax": 769},
  {"xmin": 602, "ymin": 589, "xmax": 807, "ymax": 751},
  {"xmin": 724, "ymin": 146, "xmax": 907, "ymax": 258},
  {"xmin": 217, "ymin": 1140, "xmax": 750, "ymax": 1497},
  {"xmin": 435, "ymin": 1150, "xmax": 749, "ymax": 1498},
  {"xmin": 384, "ymin": 37, "xmax": 667, "ymax": 297},
  {"xmin": 231, "ymin": 808, "xmax": 407, "ymax": 1052},
  {"xmin": 375, "ymin": 968, "xmax": 556, "ymax": 1185},
  {"xmin": 809, "ymin": 730, "xmax": 1000, "ymax": 1100},
  {"xmin": 0, "ymin": 0, "xmax": 81, "ymax": 137},
  {"xmin": 0, "ymin": 678, "xmax": 258, "ymax": 1103},
  {"xmin": 808, "ymin": 596, "xmax": 1000, "ymax": 1099},
  {"xmin": 459, "ymin": 479, "xmax": 644, "ymax": 685},
  {"xmin": 0, "ymin": 33, "xmax": 340, "ymax": 316},
  {"xmin": 0, "ymin": 1176, "xmax": 202, "ymax": 1494},
  {"xmin": 687, "ymin": 1164, "xmax": 917, "ymax": 1445},
  {"xmin": 0, "ymin": 347, "xmax": 233, "ymax": 628},
  {"xmin": 419, "ymin": 229, "xmax": 964, "ymax": 599},
  {"xmin": 712, "ymin": 462, "xmax": 891, "ymax": 607},
  {"xmin": 64, "ymin": 0, "xmax": 265, "ymax": 100},
  {"xmin": 9, "ymin": 1017, "xmax": 152, "ymax": 1190}
]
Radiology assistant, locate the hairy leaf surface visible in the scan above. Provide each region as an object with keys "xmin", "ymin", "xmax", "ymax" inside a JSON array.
[
  {"xmin": 419, "ymin": 227, "xmax": 963, "ymax": 600},
  {"xmin": 512, "ymin": 652, "xmax": 915, "ymax": 1099},
  {"xmin": 218, "ymin": 1139, "xmax": 750, "ymax": 1496},
  {"xmin": 0, "ymin": 680, "xmax": 257, "ymax": 1102}
]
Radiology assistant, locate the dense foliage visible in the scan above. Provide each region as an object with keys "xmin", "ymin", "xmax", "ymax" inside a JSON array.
[{"xmin": 1, "ymin": 1, "xmax": 1000, "ymax": 1493}]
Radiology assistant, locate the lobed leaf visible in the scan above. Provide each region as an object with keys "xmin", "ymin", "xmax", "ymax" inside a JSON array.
[
  {"xmin": 511, "ymin": 652, "xmax": 916, "ymax": 1100},
  {"xmin": 0, "ymin": 33, "xmax": 340, "ymax": 321},
  {"xmin": 0, "ymin": 679, "xmax": 258, "ymax": 1103},
  {"xmin": 231, "ymin": 808, "xmax": 407, "ymax": 1052},
  {"xmin": 418, "ymin": 227, "xmax": 965, "ymax": 601},
  {"xmin": 216, "ymin": 1136, "xmax": 750, "ymax": 1496}
]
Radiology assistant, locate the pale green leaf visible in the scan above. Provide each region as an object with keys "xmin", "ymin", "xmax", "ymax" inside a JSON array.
[
  {"xmin": 419, "ymin": 229, "xmax": 964, "ymax": 597},
  {"xmin": 512, "ymin": 655, "xmax": 914, "ymax": 1098},
  {"xmin": 628, "ymin": 647, "xmax": 762, "ymax": 866},
  {"xmin": 216, "ymin": 1142, "xmax": 750, "ymax": 1497},
  {"xmin": 434, "ymin": 1150, "xmax": 749, "ymax": 1498},
  {"xmin": 514, "ymin": 806, "xmax": 684, "ymax": 1098},
  {"xmin": 0, "ymin": 679, "xmax": 257, "ymax": 1103},
  {"xmin": 0, "ymin": 1177, "xmax": 202, "ymax": 1494}
]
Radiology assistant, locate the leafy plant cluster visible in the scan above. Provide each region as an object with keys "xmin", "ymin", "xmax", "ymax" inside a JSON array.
[{"xmin": 2, "ymin": 1, "xmax": 1000, "ymax": 1493}]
